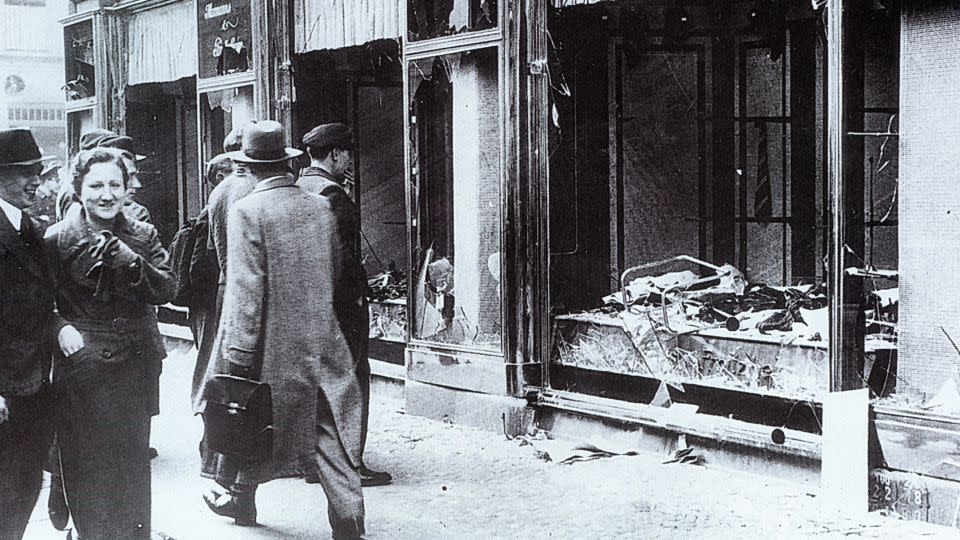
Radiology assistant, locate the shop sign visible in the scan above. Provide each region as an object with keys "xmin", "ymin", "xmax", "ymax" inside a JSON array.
[{"xmin": 197, "ymin": 0, "xmax": 252, "ymax": 79}]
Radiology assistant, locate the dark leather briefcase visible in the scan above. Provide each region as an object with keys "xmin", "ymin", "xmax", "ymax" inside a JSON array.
[{"xmin": 201, "ymin": 375, "xmax": 273, "ymax": 462}]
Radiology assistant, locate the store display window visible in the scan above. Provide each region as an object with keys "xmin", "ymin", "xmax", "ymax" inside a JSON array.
[
  {"xmin": 545, "ymin": 1, "xmax": 843, "ymax": 414},
  {"xmin": 63, "ymin": 19, "xmax": 95, "ymax": 101}
]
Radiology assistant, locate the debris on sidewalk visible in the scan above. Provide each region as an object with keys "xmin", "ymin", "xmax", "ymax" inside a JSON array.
[
  {"xmin": 663, "ymin": 446, "xmax": 707, "ymax": 466},
  {"xmin": 556, "ymin": 443, "xmax": 640, "ymax": 465},
  {"xmin": 511, "ymin": 430, "xmax": 642, "ymax": 466}
]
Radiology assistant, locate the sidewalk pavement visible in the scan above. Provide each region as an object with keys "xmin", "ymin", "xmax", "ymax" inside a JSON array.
[{"xmin": 24, "ymin": 343, "xmax": 960, "ymax": 539}]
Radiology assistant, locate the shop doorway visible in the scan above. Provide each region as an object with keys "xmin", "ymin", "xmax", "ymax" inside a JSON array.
[
  {"xmin": 293, "ymin": 40, "xmax": 408, "ymax": 364},
  {"xmin": 125, "ymin": 77, "xmax": 199, "ymax": 244}
]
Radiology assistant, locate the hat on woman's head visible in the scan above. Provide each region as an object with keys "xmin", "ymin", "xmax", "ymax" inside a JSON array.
[
  {"xmin": 0, "ymin": 128, "xmax": 44, "ymax": 167},
  {"xmin": 227, "ymin": 120, "xmax": 302, "ymax": 164}
]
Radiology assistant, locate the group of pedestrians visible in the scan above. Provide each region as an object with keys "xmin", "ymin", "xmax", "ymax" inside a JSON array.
[
  {"xmin": 0, "ymin": 118, "xmax": 391, "ymax": 540},
  {"xmin": 0, "ymin": 127, "xmax": 173, "ymax": 540}
]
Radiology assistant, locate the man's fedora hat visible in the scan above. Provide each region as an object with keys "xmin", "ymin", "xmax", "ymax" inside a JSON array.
[
  {"xmin": 79, "ymin": 128, "xmax": 146, "ymax": 161},
  {"xmin": 228, "ymin": 120, "xmax": 303, "ymax": 164},
  {"xmin": 0, "ymin": 128, "xmax": 45, "ymax": 167}
]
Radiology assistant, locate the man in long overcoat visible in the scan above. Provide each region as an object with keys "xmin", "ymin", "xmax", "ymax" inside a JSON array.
[
  {"xmin": 195, "ymin": 125, "xmax": 258, "ymax": 496},
  {"xmin": 199, "ymin": 121, "xmax": 366, "ymax": 538},
  {"xmin": 299, "ymin": 123, "xmax": 391, "ymax": 487}
]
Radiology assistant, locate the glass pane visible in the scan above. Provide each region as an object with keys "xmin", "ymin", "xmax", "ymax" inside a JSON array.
[
  {"xmin": 409, "ymin": 47, "xmax": 502, "ymax": 350},
  {"xmin": 407, "ymin": 0, "xmax": 497, "ymax": 41},
  {"xmin": 64, "ymin": 20, "xmax": 95, "ymax": 100},
  {"xmin": 67, "ymin": 108, "xmax": 94, "ymax": 155},
  {"xmin": 200, "ymin": 85, "xmax": 253, "ymax": 198}
]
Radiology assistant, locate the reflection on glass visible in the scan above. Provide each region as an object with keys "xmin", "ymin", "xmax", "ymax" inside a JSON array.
[
  {"xmin": 409, "ymin": 48, "xmax": 502, "ymax": 350},
  {"xmin": 200, "ymin": 86, "xmax": 254, "ymax": 193},
  {"xmin": 408, "ymin": 0, "xmax": 497, "ymax": 41}
]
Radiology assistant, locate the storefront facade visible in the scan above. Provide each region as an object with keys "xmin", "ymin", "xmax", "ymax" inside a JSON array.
[
  {"xmin": 62, "ymin": 0, "xmax": 199, "ymax": 244},
  {"xmin": 396, "ymin": 0, "xmax": 960, "ymax": 524},
  {"xmin": 62, "ymin": 0, "xmax": 960, "ymax": 523}
]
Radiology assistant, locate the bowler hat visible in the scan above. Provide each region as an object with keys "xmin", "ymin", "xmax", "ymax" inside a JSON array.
[
  {"xmin": 79, "ymin": 128, "xmax": 146, "ymax": 161},
  {"xmin": 0, "ymin": 128, "xmax": 44, "ymax": 167},
  {"xmin": 228, "ymin": 120, "xmax": 302, "ymax": 164},
  {"xmin": 302, "ymin": 123, "xmax": 353, "ymax": 152}
]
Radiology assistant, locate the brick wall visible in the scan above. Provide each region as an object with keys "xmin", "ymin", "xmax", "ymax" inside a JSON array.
[{"xmin": 898, "ymin": 1, "xmax": 960, "ymax": 399}]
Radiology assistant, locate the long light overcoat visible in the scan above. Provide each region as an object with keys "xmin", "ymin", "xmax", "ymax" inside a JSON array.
[{"xmin": 198, "ymin": 175, "xmax": 362, "ymax": 482}]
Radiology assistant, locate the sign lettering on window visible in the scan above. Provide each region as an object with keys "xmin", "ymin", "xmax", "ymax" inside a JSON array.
[{"xmin": 197, "ymin": 0, "xmax": 252, "ymax": 79}]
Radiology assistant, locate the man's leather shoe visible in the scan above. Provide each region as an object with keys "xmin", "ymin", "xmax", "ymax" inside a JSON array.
[
  {"xmin": 202, "ymin": 490, "xmax": 236, "ymax": 518},
  {"xmin": 202, "ymin": 488, "xmax": 258, "ymax": 526},
  {"xmin": 360, "ymin": 465, "xmax": 392, "ymax": 487},
  {"xmin": 232, "ymin": 488, "xmax": 258, "ymax": 527}
]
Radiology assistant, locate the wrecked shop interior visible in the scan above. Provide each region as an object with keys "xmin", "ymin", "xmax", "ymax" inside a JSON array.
[{"xmin": 545, "ymin": 0, "xmax": 900, "ymax": 431}]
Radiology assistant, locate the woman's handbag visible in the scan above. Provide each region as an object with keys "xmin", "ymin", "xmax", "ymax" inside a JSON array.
[{"xmin": 201, "ymin": 375, "xmax": 273, "ymax": 462}]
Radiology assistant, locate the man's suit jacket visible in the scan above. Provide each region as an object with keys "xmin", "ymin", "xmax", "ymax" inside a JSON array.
[
  {"xmin": 0, "ymin": 213, "xmax": 57, "ymax": 397},
  {"xmin": 199, "ymin": 174, "xmax": 363, "ymax": 482}
]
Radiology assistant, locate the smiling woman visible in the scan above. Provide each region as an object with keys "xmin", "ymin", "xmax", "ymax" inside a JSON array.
[
  {"xmin": 43, "ymin": 146, "xmax": 176, "ymax": 540},
  {"xmin": 74, "ymin": 152, "xmax": 128, "ymax": 226}
]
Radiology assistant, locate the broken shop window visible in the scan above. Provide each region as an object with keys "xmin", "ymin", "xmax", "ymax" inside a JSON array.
[
  {"xmin": 64, "ymin": 20, "xmax": 95, "ymax": 100},
  {"xmin": 545, "ymin": 1, "xmax": 902, "ymax": 405},
  {"xmin": 408, "ymin": 48, "xmax": 502, "ymax": 350},
  {"xmin": 200, "ymin": 85, "xmax": 253, "ymax": 166},
  {"xmin": 407, "ymin": 0, "xmax": 497, "ymax": 42}
]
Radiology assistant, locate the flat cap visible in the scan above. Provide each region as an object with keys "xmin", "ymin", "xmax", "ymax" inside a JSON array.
[
  {"xmin": 79, "ymin": 129, "xmax": 146, "ymax": 161},
  {"xmin": 302, "ymin": 123, "xmax": 353, "ymax": 151}
]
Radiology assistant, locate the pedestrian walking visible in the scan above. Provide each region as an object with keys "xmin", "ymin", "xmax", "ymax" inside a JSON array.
[
  {"xmin": 193, "ymin": 125, "xmax": 259, "ymax": 495},
  {"xmin": 198, "ymin": 120, "xmax": 367, "ymax": 538},
  {"xmin": 201, "ymin": 124, "xmax": 257, "ymax": 319},
  {"xmin": 44, "ymin": 147, "xmax": 176, "ymax": 539},
  {"xmin": 300, "ymin": 123, "xmax": 392, "ymax": 487},
  {"xmin": 186, "ymin": 153, "xmax": 233, "ymax": 401},
  {"xmin": 0, "ymin": 128, "xmax": 62, "ymax": 540}
]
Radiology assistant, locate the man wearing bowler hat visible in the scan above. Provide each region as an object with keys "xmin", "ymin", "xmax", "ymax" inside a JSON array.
[
  {"xmin": 198, "ymin": 120, "xmax": 367, "ymax": 538},
  {"xmin": 300, "ymin": 123, "xmax": 392, "ymax": 488},
  {"xmin": 0, "ymin": 128, "xmax": 72, "ymax": 539}
]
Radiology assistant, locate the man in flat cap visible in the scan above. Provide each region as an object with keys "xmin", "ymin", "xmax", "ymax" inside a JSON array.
[
  {"xmin": 198, "ymin": 120, "xmax": 367, "ymax": 538},
  {"xmin": 300, "ymin": 123, "xmax": 392, "ymax": 488},
  {"xmin": 0, "ymin": 128, "xmax": 75, "ymax": 539}
]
